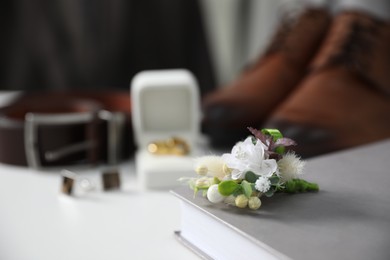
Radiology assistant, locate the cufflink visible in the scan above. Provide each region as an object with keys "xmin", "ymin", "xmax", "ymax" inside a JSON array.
[
  {"xmin": 102, "ymin": 170, "xmax": 121, "ymax": 191},
  {"xmin": 60, "ymin": 169, "xmax": 121, "ymax": 196},
  {"xmin": 60, "ymin": 169, "xmax": 96, "ymax": 196},
  {"xmin": 61, "ymin": 171, "xmax": 75, "ymax": 195}
]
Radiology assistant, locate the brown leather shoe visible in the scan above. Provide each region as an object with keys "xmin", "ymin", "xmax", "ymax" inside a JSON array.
[
  {"xmin": 265, "ymin": 11, "xmax": 390, "ymax": 158},
  {"xmin": 202, "ymin": 8, "xmax": 331, "ymax": 147}
]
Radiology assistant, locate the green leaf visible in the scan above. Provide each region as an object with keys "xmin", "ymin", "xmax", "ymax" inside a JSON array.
[
  {"xmin": 251, "ymin": 183, "xmax": 256, "ymax": 190},
  {"xmin": 233, "ymin": 187, "xmax": 243, "ymax": 197},
  {"xmin": 218, "ymin": 180, "xmax": 239, "ymax": 196},
  {"xmin": 274, "ymin": 146, "xmax": 285, "ymax": 154},
  {"xmin": 269, "ymin": 175, "xmax": 280, "ymax": 185},
  {"xmin": 261, "ymin": 128, "xmax": 283, "ymax": 141},
  {"xmin": 245, "ymin": 171, "xmax": 259, "ymax": 183},
  {"xmin": 241, "ymin": 180, "xmax": 253, "ymax": 198},
  {"xmin": 264, "ymin": 189, "xmax": 274, "ymax": 197},
  {"xmin": 264, "ymin": 186, "xmax": 276, "ymax": 197}
]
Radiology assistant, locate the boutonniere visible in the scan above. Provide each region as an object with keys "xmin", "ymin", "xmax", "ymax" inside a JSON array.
[{"xmin": 181, "ymin": 127, "xmax": 318, "ymax": 210}]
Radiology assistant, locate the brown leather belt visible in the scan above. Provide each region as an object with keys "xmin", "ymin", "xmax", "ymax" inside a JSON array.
[{"xmin": 0, "ymin": 91, "xmax": 134, "ymax": 168}]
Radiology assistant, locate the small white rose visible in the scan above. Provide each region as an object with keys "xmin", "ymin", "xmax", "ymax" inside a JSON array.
[{"xmin": 207, "ymin": 184, "xmax": 225, "ymax": 203}]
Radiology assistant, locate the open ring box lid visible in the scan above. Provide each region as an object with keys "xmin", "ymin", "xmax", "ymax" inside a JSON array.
[{"xmin": 131, "ymin": 69, "xmax": 200, "ymax": 189}]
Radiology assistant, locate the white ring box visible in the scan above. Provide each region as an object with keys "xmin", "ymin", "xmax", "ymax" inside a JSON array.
[{"xmin": 131, "ymin": 69, "xmax": 200, "ymax": 189}]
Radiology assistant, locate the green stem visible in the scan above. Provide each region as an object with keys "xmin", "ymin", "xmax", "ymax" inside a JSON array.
[{"xmin": 282, "ymin": 179, "xmax": 319, "ymax": 193}]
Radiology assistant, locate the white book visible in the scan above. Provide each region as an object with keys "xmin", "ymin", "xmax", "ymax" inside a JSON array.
[{"xmin": 172, "ymin": 140, "xmax": 390, "ymax": 260}]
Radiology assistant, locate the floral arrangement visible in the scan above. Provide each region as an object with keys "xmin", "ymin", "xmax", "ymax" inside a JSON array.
[{"xmin": 182, "ymin": 127, "xmax": 319, "ymax": 210}]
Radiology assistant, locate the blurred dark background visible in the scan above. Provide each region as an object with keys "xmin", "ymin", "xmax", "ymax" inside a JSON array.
[{"xmin": 0, "ymin": 0, "xmax": 216, "ymax": 96}]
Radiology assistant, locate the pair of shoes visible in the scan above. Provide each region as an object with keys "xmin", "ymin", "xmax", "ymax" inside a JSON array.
[
  {"xmin": 266, "ymin": 11, "xmax": 390, "ymax": 157},
  {"xmin": 202, "ymin": 9, "xmax": 390, "ymax": 157},
  {"xmin": 202, "ymin": 8, "xmax": 331, "ymax": 148}
]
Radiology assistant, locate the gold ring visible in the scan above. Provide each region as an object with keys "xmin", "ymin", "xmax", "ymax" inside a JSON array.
[{"xmin": 147, "ymin": 137, "xmax": 190, "ymax": 156}]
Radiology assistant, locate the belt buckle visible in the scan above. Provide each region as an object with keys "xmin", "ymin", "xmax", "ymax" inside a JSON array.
[
  {"xmin": 24, "ymin": 111, "xmax": 125, "ymax": 169},
  {"xmin": 24, "ymin": 112, "xmax": 97, "ymax": 169},
  {"xmin": 98, "ymin": 110, "xmax": 125, "ymax": 165}
]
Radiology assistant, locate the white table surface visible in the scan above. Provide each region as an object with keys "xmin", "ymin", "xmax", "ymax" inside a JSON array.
[
  {"xmin": 0, "ymin": 92, "xmax": 200, "ymax": 260},
  {"xmin": 0, "ymin": 162, "xmax": 201, "ymax": 260}
]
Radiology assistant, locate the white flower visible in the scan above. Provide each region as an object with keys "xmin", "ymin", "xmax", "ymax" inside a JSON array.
[
  {"xmin": 255, "ymin": 176, "xmax": 271, "ymax": 193},
  {"xmin": 194, "ymin": 156, "xmax": 228, "ymax": 180},
  {"xmin": 207, "ymin": 184, "xmax": 225, "ymax": 203},
  {"xmin": 222, "ymin": 136, "xmax": 277, "ymax": 179},
  {"xmin": 278, "ymin": 152, "xmax": 305, "ymax": 182}
]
